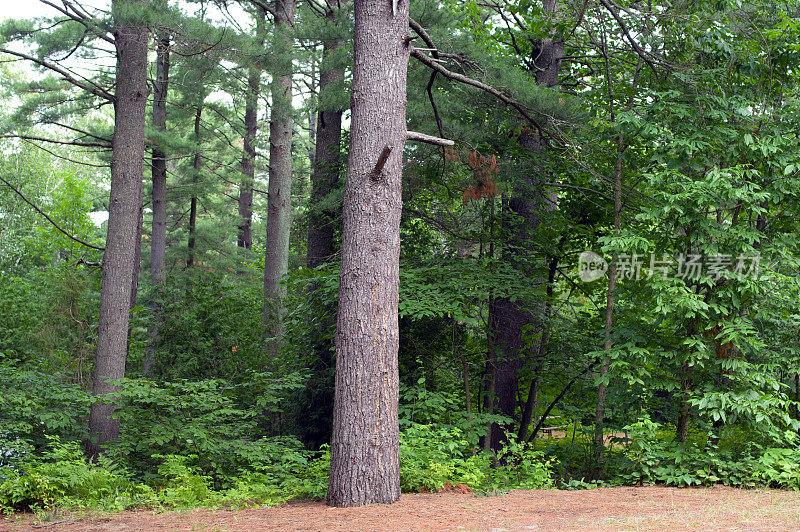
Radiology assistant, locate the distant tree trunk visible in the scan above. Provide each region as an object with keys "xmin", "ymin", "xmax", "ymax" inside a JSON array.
[
  {"xmin": 237, "ymin": 68, "xmax": 259, "ymax": 250},
  {"xmin": 306, "ymin": 11, "xmax": 344, "ymax": 269},
  {"xmin": 518, "ymin": 250, "xmax": 561, "ymax": 442},
  {"xmin": 484, "ymin": 0, "xmax": 562, "ymax": 452},
  {"xmin": 86, "ymin": 0, "xmax": 149, "ymax": 459},
  {"xmin": 144, "ymin": 29, "xmax": 170, "ymax": 376},
  {"xmin": 263, "ymin": 0, "xmax": 295, "ymax": 354},
  {"xmin": 677, "ymin": 360, "xmax": 692, "ymax": 443},
  {"xmin": 327, "ymin": 0, "xmax": 409, "ymax": 507},
  {"xmin": 307, "ymin": 58, "xmax": 317, "ymax": 172},
  {"xmin": 482, "ymin": 198, "xmax": 497, "ymax": 452},
  {"xmin": 592, "ymin": 42, "xmax": 642, "ymax": 465},
  {"xmin": 187, "ymin": 107, "xmax": 202, "ymax": 268},
  {"xmin": 594, "ymin": 143, "xmax": 622, "ymax": 465},
  {"xmin": 299, "ymin": 3, "xmax": 345, "ymax": 451},
  {"xmin": 238, "ymin": 13, "xmax": 263, "ymax": 250}
]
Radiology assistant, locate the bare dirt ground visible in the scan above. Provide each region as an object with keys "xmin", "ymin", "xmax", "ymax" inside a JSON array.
[{"xmin": 4, "ymin": 485, "xmax": 800, "ymax": 531}]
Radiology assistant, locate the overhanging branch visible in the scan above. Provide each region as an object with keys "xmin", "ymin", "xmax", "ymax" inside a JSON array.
[
  {"xmin": 406, "ymin": 130, "xmax": 454, "ymax": 146},
  {"xmin": 0, "ymin": 48, "xmax": 114, "ymax": 101},
  {"xmin": 409, "ymin": 47, "xmax": 545, "ymax": 136},
  {"xmin": 0, "ymin": 175, "xmax": 106, "ymax": 251},
  {"xmin": 0, "ymin": 134, "xmax": 111, "ymax": 149}
]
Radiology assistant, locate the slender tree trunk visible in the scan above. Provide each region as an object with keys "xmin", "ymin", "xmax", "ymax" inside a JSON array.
[
  {"xmin": 238, "ymin": 13, "xmax": 263, "ymax": 250},
  {"xmin": 187, "ymin": 107, "xmax": 202, "ymax": 268},
  {"xmin": 677, "ymin": 360, "xmax": 692, "ymax": 443},
  {"xmin": 486, "ymin": 0, "xmax": 563, "ymax": 452},
  {"xmin": 307, "ymin": 58, "xmax": 317, "ymax": 172},
  {"xmin": 298, "ymin": 2, "xmax": 346, "ymax": 450},
  {"xmin": 518, "ymin": 251, "xmax": 560, "ymax": 441},
  {"xmin": 306, "ymin": 17, "xmax": 344, "ymax": 268},
  {"xmin": 483, "ymin": 198, "xmax": 497, "ymax": 451},
  {"xmin": 238, "ymin": 68, "xmax": 259, "ymax": 250},
  {"xmin": 144, "ymin": 30, "xmax": 170, "ymax": 376},
  {"xmin": 86, "ymin": 0, "xmax": 149, "ymax": 459},
  {"xmin": 327, "ymin": 0, "xmax": 409, "ymax": 507},
  {"xmin": 483, "ymin": 299, "xmax": 497, "ymax": 452},
  {"xmin": 263, "ymin": 0, "xmax": 295, "ymax": 354},
  {"xmin": 457, "ymin": 320, "xmax": 471, "ymax": 416},
  {"xmin": 594, "ymin": 146, "xmax": 621, "ymax": 465}
]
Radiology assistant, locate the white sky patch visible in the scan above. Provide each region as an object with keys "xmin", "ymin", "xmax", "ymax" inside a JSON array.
[
  {"xmin": 0, "ymin": 1, "xmax": 109, "ymax": 22},
  {"xmin": 89, "ymin": 210, "xmax": 108, "ymax": 226}
]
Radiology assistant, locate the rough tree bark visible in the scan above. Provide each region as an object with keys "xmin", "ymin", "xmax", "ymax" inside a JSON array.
[
  {"xmin": 144, "ymin": 29, "xmax": 170, "ymax": 376},
  {"xmin": 327, "ymin": 0, "xmax": 409, "ymax": 507},
  {"xmin": 237, "ymin": 12, "xmax": 264, "ymax": 250},
  {"xmin": 263, "ymin": 0, "xmax": 295, "ymax": 354},
  {"xmin": 237, "ymin": 69, "xmax": 259, "ymax": 250},
  {"xmin": 86, "ymin": 0, "xmax": 149, "ymax": 459}
]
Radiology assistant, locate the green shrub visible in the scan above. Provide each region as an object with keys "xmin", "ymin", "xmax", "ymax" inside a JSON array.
[
  {"xmin": 620, "ymin": 415, "xmax": 800, "ymax": 489},
  {"xmin": 752, "ymin": 447, "xmax": 800, "ymax": 489},
  {"xmin": 151, "ymin": 454, "xmax": 212, "ymax": 508},
  {"xmin": 491, "ymin": 436, "xmax": 554, "ymax": 491},
  {"xmin": 400, "ymin": 423, "xmax": 489, "ymax": 491},
  {"xmin": 0, "ymin": 438, "xmax": 151, "ymax": 513},
  {"xmin": 106, "ymin": 375, "xmax": 304, "ymax": 486},
  {"xmin": 399, "ymin": 423, "xmax": 553, "ymax": 493},
  {"xmin": 0, "ymin": 356, "xmax": 91, "ymax": 450}
]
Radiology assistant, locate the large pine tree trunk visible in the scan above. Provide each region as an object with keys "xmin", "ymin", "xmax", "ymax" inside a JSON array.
[
  {"xmin": 86, "ymin": 0, "xmax": 149, "ymax": 458},
  {"xmin": 327, "ymin": 0, "xmax": 409, "ymax": 507},
  {"xmin": 263, "ymin": 0, "xmax": 295, "ymax": 353},
  {"xmin": 144, "ymin": 29, "xmax": 170, "ymax": 376}
]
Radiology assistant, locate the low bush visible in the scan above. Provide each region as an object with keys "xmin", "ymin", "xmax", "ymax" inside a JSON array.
[{"xmin": 619, "ymin": 415, "xmax": 800, "ymax": 489}]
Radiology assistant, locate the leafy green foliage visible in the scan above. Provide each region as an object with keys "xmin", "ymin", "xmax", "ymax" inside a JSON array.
[
  {"xmin": 0, "ymin": 356, "xmax": 90, "ymax": 450},
  {"xmin": 620, "ymin": 416, "xmax": 800, "ymax": 490},
  {"xmin": 0, "ymin": 438, "xmax": 152, "ymax": 513},
  {"xmin": 107, "ymin": 375, "xmax": 305, "ymax": 487}
]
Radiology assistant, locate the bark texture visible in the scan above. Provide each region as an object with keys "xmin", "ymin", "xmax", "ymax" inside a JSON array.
[
  {"xmin": 263, "ymin": 0, "xmax": 295, "ymax": 351},
  {"xmin": 87, "ymin": 0, "xmax": 149, "ymax": 458},
  {"xmin": 327, "ymin": 0, "xmax": 409, "ymax": 507},
  {"xmin": 144, "ymin": 29, "xmax": 170, "ymax": 376}
]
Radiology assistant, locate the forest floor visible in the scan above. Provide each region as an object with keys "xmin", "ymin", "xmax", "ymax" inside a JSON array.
[{"xmin": 3, "ymin": 485, "xmax": 800, "ymax": 531}]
